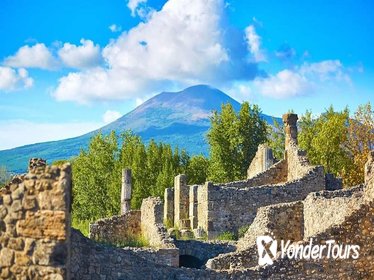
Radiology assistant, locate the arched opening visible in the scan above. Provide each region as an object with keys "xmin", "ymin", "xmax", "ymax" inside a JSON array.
[{"xmin": 179, "ymin": 255, "xmax": 204, "ymax": 269}]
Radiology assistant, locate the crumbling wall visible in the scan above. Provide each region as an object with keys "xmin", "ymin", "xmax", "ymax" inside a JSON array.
[
  {"xmin": 303, "ymin": 186, "xmax": 364, "ymax": 238},
  {"xmin": 0, "ymin": 161, "xmax": 71, "ymax": 279},
  {"xmin": 174, "ymin": 175, "xmax": 189, "ymax": 228},
  {"xmin": 198, "ymin": 166, "xmax": 324, "ymax": 238},
  {"xmin": 89, "ymin": 210, "xmax": 141, "ymax": 244},
  {"xmin": 163, "ymin": 188, "xmax": 174, "ymax": 226},
  {"xmin": 247, "ymin": 144, "xmax": 277, "ymax": 178},
  {"xmin": 207, "ymin": 201, "xmax": 304, "ymax": 270},
  {"xmin": 140, "ymin": 197, "xmax": 175, "ymax": 248}
]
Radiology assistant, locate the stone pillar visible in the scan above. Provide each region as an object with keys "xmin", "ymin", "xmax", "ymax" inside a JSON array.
[
  {"xmin": 174, "ymin": 174, "xmax": 189, "ymax": 228},
  {"xmin": 282, "ymin": 113, "xmax": 298, "ymax": 150},
  {"xmin": 121, "ymin": 168, "xmax": 132, "ymax": 215},
  {"xmin": 189, "ymin": 185, "xmax": 198, "ymax": 229},
  {"xmin": 164, "ymin": 188, "xmax": 174, "ymax": 226}
]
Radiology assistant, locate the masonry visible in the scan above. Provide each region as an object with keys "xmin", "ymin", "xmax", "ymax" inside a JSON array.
[
  {"xmin": 0, "ymin": 158, "xmax": 71, "ymax": 279},
  {"xmin": 1, "ymin": 113, "xmax": 373, "ymax": 279},
  {"xmin": 165, "ymin": 113, "xmax": 329, "ymax": 239}
]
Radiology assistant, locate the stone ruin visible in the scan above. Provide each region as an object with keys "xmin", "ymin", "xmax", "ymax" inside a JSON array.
[{"xmin": 0, "ymin": 113, "xmax": 373, "ymax": 279}]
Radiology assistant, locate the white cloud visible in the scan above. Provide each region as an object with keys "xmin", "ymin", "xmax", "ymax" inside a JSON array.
[
  {"xmin": 53, "ymin": 0, "xmax": 232, "ymax": 103},
  {"xmin": 109, "ymin": 24, "xmax": 122, "ymax": 33},
  {"xmin": 0, "ymin": 120, "xmax": 102, "ymax": 150},
  {"xmin": 0, "ymin": 67, "xmax": 33, "ymax": 91},
  {"xmin": 254, "ymin": 60, "xmax": 350, "ymax": 98},
  {"xmin": 255, "ymin": 69, "xmax": 310, "ymax": 98},
  {"xmin": 4, "ymin": 43, "xmax": 57, "ymax": 70},
  {"xmin": 245, "ymin": 25, "xmax": 266, "ymax": 62},
  {"xmin": 127, "ymin": 0, "xmax": 148, "ymax": 17},
  {"xmin": 58, "ymin": 39, "xmax": 101, "ymax": 69},
  {"xmin": 103, "ymin": 110, "xmax": 122, "ymax": 124}
]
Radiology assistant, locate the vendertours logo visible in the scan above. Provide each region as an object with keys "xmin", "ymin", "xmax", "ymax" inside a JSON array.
[{"xmin": 256, "ymin": 235, "xmax": 360, "ymax": 266}]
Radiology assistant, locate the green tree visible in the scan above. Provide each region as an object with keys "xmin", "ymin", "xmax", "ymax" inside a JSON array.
[
  {"xmin": 345, "ymin": 102, "xmax": 374, "ymax": 185},
  {"xmin": 72, "ymin": 131, "xmax": 119, "ymax": 221},
  {"xmin": 207, "ymin": 102, "xmax": 267, "ymax": 182},
  {"xmin": 267, "ymin": 118, "xmax": 285, "ymax": 160},
  {"xmin": 299, "ymin": 106, "xmax": 353, "ymax": 184},
  {"xmin": 186, "ymin": 155, "xmax": 209, "ymax": 185}
]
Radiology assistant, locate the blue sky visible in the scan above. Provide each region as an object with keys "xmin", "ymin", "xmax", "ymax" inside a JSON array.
[{"xmin": 0, "ymin": 0, "xmax": 372, "ymax": 149}]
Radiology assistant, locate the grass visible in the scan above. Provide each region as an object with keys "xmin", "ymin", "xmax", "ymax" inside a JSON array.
[
  {"xmin": 238, "ymin": 225, "xmax": 250, "ymax": 238},
  {"xmin": 164, "ymin": 218, "xmax": 173, "ymax": 229},
  {"xmin": 72, "ymin": 218, "xmax": 90, "ymax": 237},
  {"xmin": 217, "ymin": 231, "xmax": 237, "ymax": 241},
  {"xmin": 99, "ymin": 234, "xmax": 149, "ymax": 248}
]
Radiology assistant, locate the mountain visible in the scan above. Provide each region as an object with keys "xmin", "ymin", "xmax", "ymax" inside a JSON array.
[{"xmin": 0, "ymin": 85, "xmax": 280, "ymax": 173}]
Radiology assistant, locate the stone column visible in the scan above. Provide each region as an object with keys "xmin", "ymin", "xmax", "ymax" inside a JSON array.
[
  {"xmin": 174, "ymin": 174, "xmax": 189, "ymax": 228},
  {"xmin": 121, "ymin": 168, "xmax": 132, "ymax": 215},
  {"xmin": 164, "ymin": 188, "xmax": 174, "ymax": 227},
  {"xmin": 189, "ymin": 185, "xmax": 198, "ymax": 229},
  {"xmin": 282, "ymin": 113, "xmax": 298, "ymax": 150}
]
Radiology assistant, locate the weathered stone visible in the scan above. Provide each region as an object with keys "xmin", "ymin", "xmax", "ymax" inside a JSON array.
[
  {"xmin": 17, "ymin": 210, "xmax": 66, "ymax": 240},
  {"xmin": 0, "ymin": 248, "xmax": 14, "ymax": 267},
  {"xmin": 7, "ymin": 238, "xmax": 24, "ymax": 251},
  {"xmin": 0, "ymin": 206, "xmax": 7, "ymax": 219},
  {"xmin": 22, "ymin": 195, "xmax": 37, "ymax": 210},
  {"xmin": 3, "ymin": 195, "xmax": 12, "ymax": 206}
]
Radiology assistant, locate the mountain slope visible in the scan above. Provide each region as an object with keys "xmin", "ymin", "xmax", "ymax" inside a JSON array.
[{"xmin": 0, "ymin": 85, "xmax": 280, "ymax": 173}]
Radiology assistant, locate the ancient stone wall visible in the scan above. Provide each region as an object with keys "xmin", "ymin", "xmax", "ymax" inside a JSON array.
[
  {"xmin": 0, "ymin": 162, "xmax": 71, "ymax": 279},
  {"xmin": 124, "ymin": 247, "xmax": 179, "ymax": 267},
  {"xmin": 198, "ymin": 166, "xmax": 324, "ymax": 238},
  {"xmin": 174, "ymin": 240, "xmax": 236, "ymax": 266},
  {"xmin": 189, "ymin": 185, "xmax": 198, "ymax": 229},
  {"xmin": 140, "ymin": 197, "xmax": 174, "ymax": 248},
  {"xmin": 245, "ymin": 159, "xmax": 288, "ymax": 186},
  {"xmin": 247, "ymin": 144, "xmax": 277, "ymax": 178},
  {"xmin": 303, "ymin": 186, "xmax": 364, "ymax": 238},
  {"xmin": 89, "ymin": 210, "xmax": 141, "ymax": 244},
  {"xmin": 207, "ymin": 201, "xmax": 304, "ymax": 270},
  {"xmin": 174, "ymin": 175, "xmax": 189, "ymax": 228},
  {"xmin": 163, "ymin": 187, "xmax": 174, "ymax": 226}
]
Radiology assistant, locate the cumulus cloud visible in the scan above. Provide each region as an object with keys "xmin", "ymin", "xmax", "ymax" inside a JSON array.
[
  {"xmin": 0, "ymin": 67, "xmax": 33, "ymax": 91},
  {"xmin": 4, "ymin": 43, "xmax": 57, "ymax": 70},
  {"xmin": 127, "ymin": 0, "xmax": 149, "ymax": 17},
  {"xmin": 109, "ymin": 24, "xmax": 122, "ymax": 33},
  {"xmin": 54, "ymin": 0, "xmax": 255, "ymax": 103},
  {"xmin": 254, "ymin": 60, "xmax": 349, "ymax": 98},
  {"xmin": 103, "ymin": 110, "xmax": 122, "ymax": 124},
  {"xmin": 245, "ymin": 25, "xmax": 266, "ymax": 62},
  {"xmin": 58, "ymin": 39, "xmax": 102, "ymax": 69}
]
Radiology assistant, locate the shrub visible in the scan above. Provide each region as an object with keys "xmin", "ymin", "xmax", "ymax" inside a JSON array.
[{"xmin": 217, "ymin": 231, "xmax": 237, "ymax": 241}]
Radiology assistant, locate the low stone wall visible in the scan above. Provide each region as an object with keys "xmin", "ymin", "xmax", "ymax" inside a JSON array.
[
  {"xmin": 89, "ymin": 210, "xmax": 141, "ymax": 244},
  {"xmin": 198, "ymin": 166, "xmax": 324, "ymax": 238},
  {"xmin": 71, "ymin": 229, "xmax": 228, "ymax": 279},
  {"xmin": 124, "ymin": 247, "xmax": 179, "ymax": 267},
  {"xmin": 140, "ymin": 197, "xmax": 174, "ymax": 248},
  {"xmin": 0, "ymin": 163, "xmax": 71, "ymax": 279},
  {"xmin": 208, "ymin": 201, "xmax": 304, "ymax": 270},
  {"xmin": 174, "ymin": 240, "xmax": 236, "ymax": 266},
  {"xmin": 256, "ymin": 198, "xmax": 374, "ymax": 279},
  {"xmin": 303, "ymin": 186, "xmax": 364, "ymax": 238}
]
